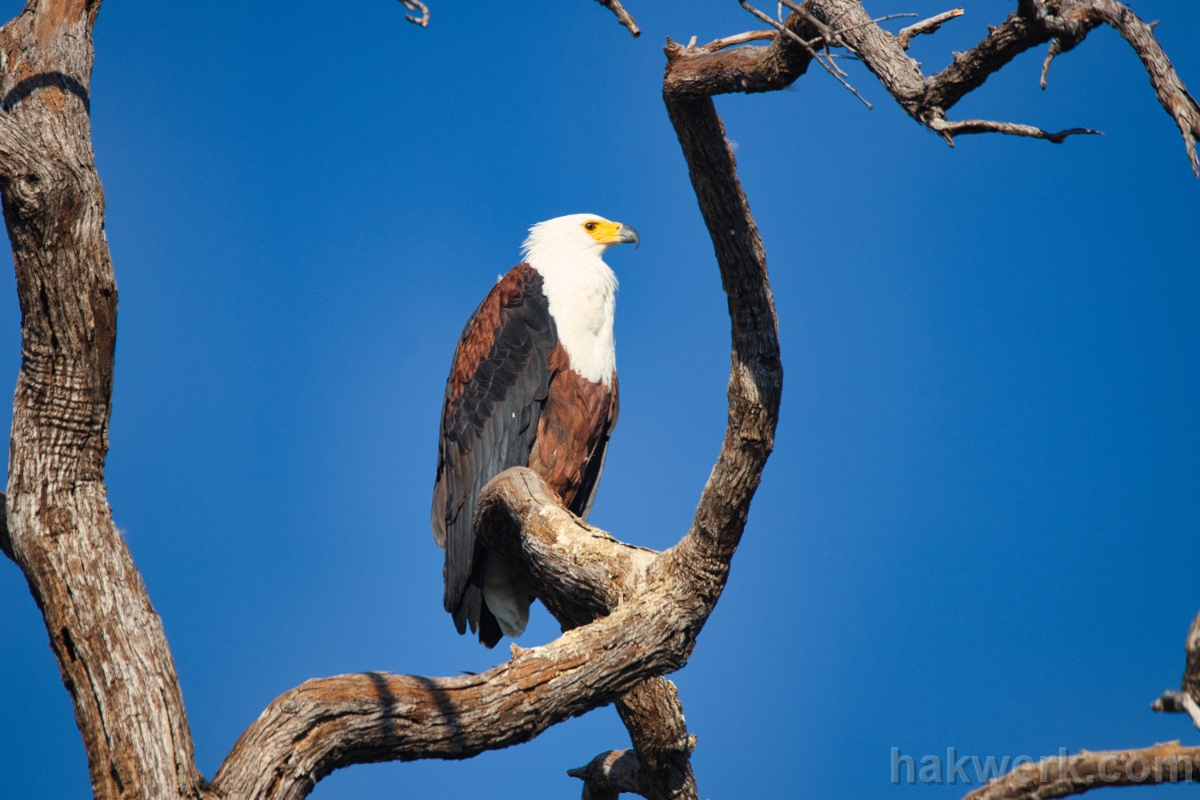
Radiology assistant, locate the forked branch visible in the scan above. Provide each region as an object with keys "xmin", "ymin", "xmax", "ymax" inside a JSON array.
[
  {"xmin": 475, "ymin": 470, "xmax": 700, "ymax": 799},
  {"xmin": 672, "ymin": 1, "xmax": 1200, "ymax": 174},
  {"xmin": 914, "ymin": 0, "xmax": 1199, "ymax": 172}
]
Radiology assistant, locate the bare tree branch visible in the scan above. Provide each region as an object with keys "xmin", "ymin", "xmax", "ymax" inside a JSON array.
[
  {"xmin": 615, "ymin": 678, "xmax": 698, "ymax": 800},
  {"xmin": 898, "ymin": 8, "xmax": 964, "ymax": 50},
  {"xmin": 974, "ymin": 615, "xmax": 1200, "ymax": 800},
  {"xmin": 661, "ymin": 101, "xmax": 780, "ymax": 638},
  {"xmin": 927, "ymin": 114, "xmax": 1101, "ymax": 145},
  {"xmin": 664, "ymin": 10, "xmax": 819, "ymax": 98},
  {"xmin": 917, "ymin": 0, "xmax": 1200, "ymax": 173},
  {"xmin": 700, "ymin": 30, "xmax": 777, "ymax": 51},
  {"xmin": 960, "ymin": 742, "xmax": 1200, "ymax": 800},
  {"xmin": 211, "ymin": 609, "xmax": 687, "ymax": 799},
  {"xmin": 213, "ymin": 447, "xmax": 791, "ymax": 799},
  {"xmin": 740, "ymin": 0, "xmax": 874, "ymax": 107},
  {"xmin": 475, "ymin": 470, "xmax": 699, "ymax": 800},
  {"xmin": 595, "ymin": 0, "xmax": 640, "ymax": 38},
  {"xmin": 473, "ymin": 468, "xmax": 657, "ymax": 629},
  {"xmin": 709, "ymin": 1, "xmax": 1200, "ymax": 174},
  {"xmin": 569, "ymin": 750, "xmax": 649, "ymax": 800}
]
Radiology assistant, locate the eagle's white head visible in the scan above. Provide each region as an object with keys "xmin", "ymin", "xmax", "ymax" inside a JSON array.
[
  {"xmin": 519, "ymin": 214, "xmax": 637, "ymax": 388},
  {"xmin": 520, "ymin": 213, "xmax": 639, "ymax": 263}
]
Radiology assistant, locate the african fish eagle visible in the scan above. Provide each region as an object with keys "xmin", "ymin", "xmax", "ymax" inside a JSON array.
[{"xmin": 431, "ymin": 214, "xmax": 639, "ymax": 648}]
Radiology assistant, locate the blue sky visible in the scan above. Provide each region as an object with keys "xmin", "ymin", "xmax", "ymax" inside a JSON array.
[{"xmin": 1, "ymin": 1, "xmax": 1198, "ymax": 798}]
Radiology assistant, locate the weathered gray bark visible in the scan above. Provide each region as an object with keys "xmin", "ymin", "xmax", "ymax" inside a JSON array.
[
  {"xmin": 476, "ymin": 471, "xmax": 701, "ymax": 799},
  {"xmin": 1, "ymin": 2, "xmax": 1197, "ymax": 800},
  {"xmin": 0, "ymin": 2, "xmax": 206, "ymax": 799}
]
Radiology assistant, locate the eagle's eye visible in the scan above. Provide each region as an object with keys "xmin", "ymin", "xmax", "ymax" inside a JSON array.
[{"xmin": 584, "ymin": 222, "xmax": 598, "ymax": 232}]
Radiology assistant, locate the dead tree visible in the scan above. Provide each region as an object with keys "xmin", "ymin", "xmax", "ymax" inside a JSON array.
[{"xmin": 0, "ymin": 1, "xmax": 1196, "ymax": 799}]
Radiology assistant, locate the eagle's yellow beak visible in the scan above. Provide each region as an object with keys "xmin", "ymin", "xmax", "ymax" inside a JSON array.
[{"xmin": 587, "ymin": 220, "xmax": 640, "ymax": 249}]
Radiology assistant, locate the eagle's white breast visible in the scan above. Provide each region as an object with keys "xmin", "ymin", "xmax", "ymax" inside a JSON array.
[{"xmin": 521, "ymin": 218, "xmax": 618, "ymax": 386}]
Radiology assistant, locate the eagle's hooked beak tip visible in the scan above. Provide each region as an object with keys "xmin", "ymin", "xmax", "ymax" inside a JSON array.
[{"xmin": 618, "ymin": 224, "xmax": 640, "ymax": 249}]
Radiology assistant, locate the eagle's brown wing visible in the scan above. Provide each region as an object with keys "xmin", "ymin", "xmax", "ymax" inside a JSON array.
[{"xmin": 431, "ymin": 263, "xmax": 557, "ymax": 647}]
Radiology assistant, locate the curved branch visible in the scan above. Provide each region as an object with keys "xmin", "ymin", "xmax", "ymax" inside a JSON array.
[
  {"xmin": 960, "ymin": 742, "xmax": 1200, "ymax": 800},
  {"xmin": 1052, "ymin": 0, "xmax": 1199, "ymax": 174},
  {"xmin": 661, "ymin": 97, "xmax": 782, "ymax": 587},
  {"xmin": 397, "ymin": 0, "xmax": 429, "ymax": 28},
  {"xmin": 209, "ymin": 469, "xmax": 704, "ymax": 799},
  {"xmin": 615, "ymin": 678, "xmax": 697, "ymax": 800},
  {"xmin": 473, "ymin": 468, "xmax": 657, "ymax": 630},
  {"xmin": 477, "ymin": 471, "xmax": 702, "ymax": 800},
  {"xmin": 211, "ymin": 569, "xmax": 706, "ymax": 798}
]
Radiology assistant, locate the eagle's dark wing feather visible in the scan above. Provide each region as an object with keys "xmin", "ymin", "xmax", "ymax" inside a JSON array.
[
  {"xmin": 431, "ymin": 264, "xmax": 557, "ymax": 646},
  {"xmin": 571, "ymin": 374, "xmax": 619, "ymax": 521}
]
